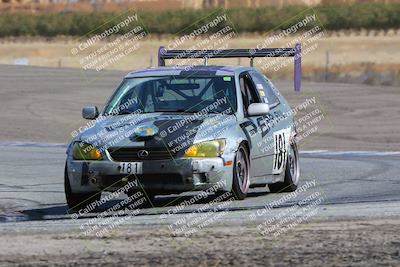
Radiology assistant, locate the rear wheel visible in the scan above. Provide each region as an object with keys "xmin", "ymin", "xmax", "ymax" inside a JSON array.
[
  {"xmin": 231, "ymin": 144, "xmax": 250, "ymax": 200},
  {"xmin": 64, "ymin": 165, "xmax": 101, "ymax": 212},
  {"xmin": 269, "ymin": 142, "xmax": 300, "ymax": 193}
]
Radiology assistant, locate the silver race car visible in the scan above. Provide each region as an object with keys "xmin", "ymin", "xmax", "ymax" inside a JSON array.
[{"xmin": 65, "ymin": 46, "xmax": 301, "ymax": 211}]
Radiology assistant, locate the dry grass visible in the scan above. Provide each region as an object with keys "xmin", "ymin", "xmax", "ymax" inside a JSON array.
[{"xmin": 0, "ymin": 35, "xmax": 399, "ymax": 85}]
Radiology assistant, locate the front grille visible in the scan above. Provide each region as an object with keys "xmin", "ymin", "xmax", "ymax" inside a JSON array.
[{"xmin": 108, "ymin": 147, "xmax": 176, "ymax": 161}]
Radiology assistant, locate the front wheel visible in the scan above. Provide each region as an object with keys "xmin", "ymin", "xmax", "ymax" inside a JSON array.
[
  {"xmin": 269, "ymin": 142, "xmax": 300, "ymax": 193},
  {"xmin": 231, "ymin": 144, "xmax": 250, "ymax": 200},
  {"xmin": 64, "ymin": 165, "xmax": 101, "ymax": 212}
]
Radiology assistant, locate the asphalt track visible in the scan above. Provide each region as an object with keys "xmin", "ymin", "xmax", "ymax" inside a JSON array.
[
  {"xmin": 0, "ymin": 64, "xmax": 399, "ymax": 231},
  {"xmin": 1, "ymin": 142, "xmax": 400, "ymax": 230}
]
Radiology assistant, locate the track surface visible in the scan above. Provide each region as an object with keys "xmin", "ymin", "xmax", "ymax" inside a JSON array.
[
  {"xmin": 1, "ymin": 143, "xmax": 400, "ymax": 229},
  {"xmin": 0, "ymin": 64, "xmax": 399, "ymax": 231}
]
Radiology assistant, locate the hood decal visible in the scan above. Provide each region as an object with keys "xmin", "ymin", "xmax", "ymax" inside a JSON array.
[
  {"xmin": 145, "ymin": 118, "xmax": 204, "ymax": 156},
  {"xmin": 78, "ymin": 113, "xmax": 235, "ymax": 156}
]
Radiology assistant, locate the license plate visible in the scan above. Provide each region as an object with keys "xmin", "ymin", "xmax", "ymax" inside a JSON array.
[{"xmin": 119, "ymin": 162, "xmax": 142, "ymax": 174}]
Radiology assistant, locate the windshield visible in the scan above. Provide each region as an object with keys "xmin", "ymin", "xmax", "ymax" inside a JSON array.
[{"xmin": 103, "ymin": 76, "xmax": 236, "ymax": 115}]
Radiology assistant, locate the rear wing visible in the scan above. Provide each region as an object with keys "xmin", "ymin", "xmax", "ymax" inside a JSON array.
[{"xmin": 157, "ymin": 43, "xmax": 302, "ymax": 92}]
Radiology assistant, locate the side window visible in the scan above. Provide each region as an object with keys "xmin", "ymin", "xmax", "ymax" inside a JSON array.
[
  {"xmin": 239, "ymin": 72, "xmax": 261, "ymax": 115},
  {"xmin": 249, "ymin": 71, "xmax": 280, "ymax": 108}
]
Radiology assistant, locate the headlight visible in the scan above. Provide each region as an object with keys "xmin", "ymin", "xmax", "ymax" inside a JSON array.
[
  {"xmin": 184, "ymin": 139, "xmax": 226, "ymax": 158},
  {"xmin": 72, "ymin": 142, "xmax": 102, "ymax": 160}
]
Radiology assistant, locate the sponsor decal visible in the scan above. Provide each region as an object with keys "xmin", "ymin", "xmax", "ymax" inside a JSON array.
[{"xmin": 134, "ymin": 123, "xmax": 159, "ymax": 138}]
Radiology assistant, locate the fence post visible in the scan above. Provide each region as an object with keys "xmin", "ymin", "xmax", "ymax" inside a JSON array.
[{"xmin": 325, "ymin": 50, "xmax": 330, "ymax": 82}]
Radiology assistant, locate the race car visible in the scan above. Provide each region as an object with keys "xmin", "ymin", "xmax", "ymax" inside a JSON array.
[{"xmin": 65, "ymin": 46, "xmax": 301, "ymax": 211}]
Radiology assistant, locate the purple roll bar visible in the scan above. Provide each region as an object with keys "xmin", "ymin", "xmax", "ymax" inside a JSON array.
[{"xmin": 294, "ymin": 43, "xmax": 302, "ymax": 92}]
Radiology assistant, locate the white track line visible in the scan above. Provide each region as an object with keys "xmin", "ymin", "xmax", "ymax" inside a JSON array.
[
  {"xmin": 0, "ymin": 141, "xmax": 66, "ymax": 148},
  {"xmin": 301, "ymin": 150, "xmax": 400, "ymax": 156}
]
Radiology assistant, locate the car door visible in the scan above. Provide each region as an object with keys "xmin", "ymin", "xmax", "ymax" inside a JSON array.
[
  {"xmin": 248, "ymin": 71, "xmax": 291, "ymax": 176},
  {"xmin": 238, "ymin": 72, "xmax": 271, "ymax": 179}
]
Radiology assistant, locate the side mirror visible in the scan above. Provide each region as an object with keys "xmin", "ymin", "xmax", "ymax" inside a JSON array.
[
  {"xmin": 247, "ymin": 103, "xmax": 270, "ymax": 116},
  {"xmin": 82, "ymin": 106, "xmax": 99, "ymax": 120}
]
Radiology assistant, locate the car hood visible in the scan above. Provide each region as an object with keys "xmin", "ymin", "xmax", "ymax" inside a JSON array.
[{"xmin": 76, "ymin": 112, "xmax": 237, "ymax": 155}]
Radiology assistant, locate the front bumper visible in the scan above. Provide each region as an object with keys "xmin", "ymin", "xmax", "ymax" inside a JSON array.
[{"xmin": 66, "ymin": 156, "xmax": 233, "ymax": 194}]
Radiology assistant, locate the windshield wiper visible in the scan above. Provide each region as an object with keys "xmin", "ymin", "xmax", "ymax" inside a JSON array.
[
  {"xmin": 104, "ymin": 110, "xmax": 138, "ymax": 116},
  {"xmin": 118, "ymin": 110, "xmax": 135, "ymax": 115}
]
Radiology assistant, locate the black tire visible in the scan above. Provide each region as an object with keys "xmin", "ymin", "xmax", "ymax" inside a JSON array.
[
  {"xmin": 231, "ymin": 144, "xmax": 250, "ymax": 200},
  {"xmin": 64, "ymin": 164, "xmax": 101, "ymax": 212},
  {"xmin": 269, "ymin": 142, "xmax": 300, "ymax": 193}
]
